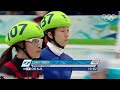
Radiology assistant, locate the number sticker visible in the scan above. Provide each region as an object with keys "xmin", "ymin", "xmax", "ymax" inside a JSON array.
[
  {"xmin": 47, "ymin": 14, "xmax": 54, "ymax": 24},
  {"xmin": 10, "ymin": 26, "xmax": 17, "ymax": 38},
  {"xmin": 41, "ymin": 13, "xmax": 54, "ymax": 28},
  {"xmin": 8, "ymin": 24, "xmax": 27, "ymax": 41},
  {"xmin": 61, "ymin": 14, "xmax": 66, "ymax": 18},
  {"xmin": 19, "ymin": 24, "xmax": 27, "ymax": 35}
]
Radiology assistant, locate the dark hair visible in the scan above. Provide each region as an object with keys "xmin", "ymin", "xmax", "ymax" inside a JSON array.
[
  {"xmin": 41, "ymin": 35, "xmax": 48, "ymax": 49},
  {"xmin": 0, "ymin": 45, "xmax": 20, "ymax": 68},
  {"xmin": 0, "ymin": 46, "xmax": 13, "ymax": 68},
  {"xmin": 41, "ymin": 28, "xmax": 56, "ymax": 49}
]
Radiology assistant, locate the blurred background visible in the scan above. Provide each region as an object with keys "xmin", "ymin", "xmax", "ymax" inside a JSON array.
[{"xmin": 0, "ymin": 11, "xmax": 119, "ymax": 79}]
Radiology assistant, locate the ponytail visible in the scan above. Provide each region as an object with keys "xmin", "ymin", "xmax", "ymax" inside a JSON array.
[{"xmin": 0, "ymin": 46, "xmax": 13, "ymax": 68}]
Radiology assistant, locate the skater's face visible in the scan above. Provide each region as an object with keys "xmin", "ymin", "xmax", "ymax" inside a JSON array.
[{"xmin": 54, "ymin": 26, "xmax": 69, "ymax": 47}]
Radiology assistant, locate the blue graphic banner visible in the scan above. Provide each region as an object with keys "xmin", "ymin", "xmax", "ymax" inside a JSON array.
[{"xmin": 21, "ymin": 60, "xmax": 99, "ymax": 71}]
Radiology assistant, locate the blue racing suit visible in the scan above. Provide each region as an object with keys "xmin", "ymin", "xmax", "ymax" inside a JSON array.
[{"xmin": 40, "ymin": 46, "xmax": 73, "ymax": 79}]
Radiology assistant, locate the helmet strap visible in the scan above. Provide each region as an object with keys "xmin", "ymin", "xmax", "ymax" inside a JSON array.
[
  {"xmin": 50, "ymin": 33, "xmax": 64, "ymax": 49},
  {"xmin": 15, "ymin": 41, "xmax": 32, "ymax": 59},
  {"xmin": 45, "ymin": 29, "xmax": 65, "ymax": 49}
]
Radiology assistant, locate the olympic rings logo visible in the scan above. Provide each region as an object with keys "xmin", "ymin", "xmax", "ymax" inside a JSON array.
[{"xmin": 101, "ymin": 14, "xmax": 116, "ymax": 21}]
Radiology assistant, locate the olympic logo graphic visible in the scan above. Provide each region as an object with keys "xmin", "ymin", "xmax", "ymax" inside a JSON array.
[{"xmin": 102, "ymin": 14, "xmax": 116, "ymax": 21}]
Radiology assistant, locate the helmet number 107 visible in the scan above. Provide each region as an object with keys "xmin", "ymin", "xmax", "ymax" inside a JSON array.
[{"xmin": 8, "ymin": 24, "xmax": 27, "ymax": 41}]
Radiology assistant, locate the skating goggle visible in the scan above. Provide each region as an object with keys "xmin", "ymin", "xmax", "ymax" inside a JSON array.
[{"xmin": 26, "ymin": 38, "xmax": 43, "ymax": 45}]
